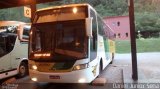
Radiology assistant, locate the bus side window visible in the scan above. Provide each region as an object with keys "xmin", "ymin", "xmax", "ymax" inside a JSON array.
[
  {"xmin": 22, "ymin": 27, "xmax": 30, "ymax": 41},
  {"xmin": 98, "ymin": 16, "xmax": 105, "ymax": 36},
  {"xmin": 0, "ymin": 35, "xmax": 6, "ymax": 57},
  {"xmin": 0, "ymin": 34, "xmax": 16, "ymax": 57},
  {"xmin": 93, "ymin": 31, "xmax": 97, "ymax": 50},
  {"xmin": 17, "ymin": 25, "xmax": 29, "ymax": 42},
  {"xmin": 7, "ymin": 35, "xmax": 17, "ymax": 52},
  {"xmin": 90, "ymin": 9, "xmax": 97, "ymax": 61}
]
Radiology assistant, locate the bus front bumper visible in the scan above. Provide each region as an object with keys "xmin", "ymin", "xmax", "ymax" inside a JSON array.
[{"xmin": 29, "ymin": 68, "xmax": 96, "ymax": 83}]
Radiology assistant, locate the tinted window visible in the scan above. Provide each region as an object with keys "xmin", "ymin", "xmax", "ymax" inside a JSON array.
[
  {"xmin": 0, "ymin": 26, "xmax": 17, "ymax": 57},
  {"xmin": 23, "ymin": 26, "xmax": 30, "ymax": 40},
  {"xmin": 97, "ymin": 16, "xmax": 105, "ymax": 36},
  {"xmin": 31, "ymin": 20, "xmax": 87, "ymax": 59}
]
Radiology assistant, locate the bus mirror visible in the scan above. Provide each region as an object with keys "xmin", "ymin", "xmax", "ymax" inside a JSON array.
[
  {"xmin": 17, "ymin": 25, "xmax": 28, "ymax": 42},
  {"xmin": 85, "ymin": 18, "xmax": 93, "ymax": 37}
]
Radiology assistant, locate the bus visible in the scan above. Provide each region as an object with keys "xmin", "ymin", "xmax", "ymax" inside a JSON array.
[
  {"xmin": 29, "ymin": 3, "xmax": 115, "ymax": 83},
  {"xmin": 0, "ymin": 21, "xmax": 30, "ymax": 80}
]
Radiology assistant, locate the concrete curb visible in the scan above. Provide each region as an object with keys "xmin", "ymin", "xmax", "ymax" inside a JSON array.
[{"xmin": 91, "ymin": 78, "xmax": 107, "ymax": 86}]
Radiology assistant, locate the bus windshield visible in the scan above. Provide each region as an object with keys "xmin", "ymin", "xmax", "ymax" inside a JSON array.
[{"xmin": 30, "ymin": 19, "xmax": 88, "ymax": 60}]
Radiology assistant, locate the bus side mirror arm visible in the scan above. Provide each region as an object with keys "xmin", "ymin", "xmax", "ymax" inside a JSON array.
[
  {"xmin": 17, "ymin": 25, "xmax": 29, "ymax": 42},
  {"xmin": 85, "ymin": 17, "xmax": 93, "ymax": 38}
]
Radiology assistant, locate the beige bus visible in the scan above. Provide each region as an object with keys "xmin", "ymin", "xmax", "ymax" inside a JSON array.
[{"xmin": 29, "ymin": 4, "xmax": 115, "ymax": 83}]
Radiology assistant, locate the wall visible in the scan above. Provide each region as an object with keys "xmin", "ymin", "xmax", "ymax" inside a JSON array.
[{"xmin": 104, "ymin": 16, "xmax": 130, "ymax": 40}]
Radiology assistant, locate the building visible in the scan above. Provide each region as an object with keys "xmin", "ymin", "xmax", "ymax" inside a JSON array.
[{"xmin": 103, "ymin": 16, "xmax": 130, "ymax": 40}]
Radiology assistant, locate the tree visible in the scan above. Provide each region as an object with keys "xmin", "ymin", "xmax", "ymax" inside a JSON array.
[
  {"xmin": 0, "ymin": 7, "xmax": 30, "ymax": 22},
  {"xmin": 135, "ymin": 12, "xmax": 159, "ymax": 32},
  {"xmin": 0, "ymin": 9, "xmax": 8, "ymax": 20}
]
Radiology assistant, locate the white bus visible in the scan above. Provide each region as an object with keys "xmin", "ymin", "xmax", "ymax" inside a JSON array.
[
  {"xmin": 0, "ymin": 21, "xmax": 30, "ymax": 80},
  {"xmin": 29, "ymin": 3, "xmax": 115, "ymax": 83}
]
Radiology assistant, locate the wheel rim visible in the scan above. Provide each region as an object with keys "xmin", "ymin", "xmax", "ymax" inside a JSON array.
[{"xmin": 19, "ymin": 65, "xmax": 26, "ymax": 76}]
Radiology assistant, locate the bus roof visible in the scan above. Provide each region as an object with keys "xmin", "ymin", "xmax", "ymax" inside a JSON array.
[
  {"xmin": 37, "ymin": 3, "xmax": 90, "ymax": 12},
  {"xmin": 0, "ymin": 21, "xmax": 27, "ymax": 27}
]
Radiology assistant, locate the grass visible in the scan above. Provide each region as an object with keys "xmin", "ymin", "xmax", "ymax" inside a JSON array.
[{"xmin": 115, "ymin": 38, "xmax": 160, "ymax": 53}]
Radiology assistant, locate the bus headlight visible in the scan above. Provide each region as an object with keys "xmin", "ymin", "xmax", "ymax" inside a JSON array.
[
  {"xmin": 29, "ymin": 61, "xmax": 38, "ymax": 70},
  {"xmin": 78, "ymin": 78, "xmax": 86, "ymax": 83},
  {"xmin": 73, "ymin": 7, "xmax": 78, "ymax": 14},
  {"xmin": 73, "ymin": 63, "xmax": 88, "ymax": 71},
  {"xmin": 31, "ymin": 77, "xmax": 37, "ymax": 81},
  {"xmin": 32, "ymin": 65, "xmax": 37, "ymax": 70}
]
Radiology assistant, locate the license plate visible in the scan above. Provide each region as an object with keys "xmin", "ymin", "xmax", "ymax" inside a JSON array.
[{"xmin": 49, "ymin": 75, "xmax": 60, "ymax": 79}]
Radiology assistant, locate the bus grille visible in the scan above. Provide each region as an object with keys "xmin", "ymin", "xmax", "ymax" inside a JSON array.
[{"xmin": 36, "ymin": 62, "xmax": 74, "ymax": 72}]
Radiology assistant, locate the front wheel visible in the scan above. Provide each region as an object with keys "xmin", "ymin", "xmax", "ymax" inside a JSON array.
[
  {"xmin": 16, "ymin": 62, "xmax": 28, "ymax": 78},
  {"xmin": 99, "ymin": 60, "xmax": 103, "ymax": 75},
  {"xmin": 110, "ymin": 53, "xmax": 114, "ymax": 64}
]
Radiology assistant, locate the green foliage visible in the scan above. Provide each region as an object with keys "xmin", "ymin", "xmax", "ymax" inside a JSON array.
[
  {"xmin": 0, "ymin": 9, "xmax": 8, "ymax": 20},
  {"xmin": 155, "ymin": 19, "xmax": 160, "ymax": 28},
  {"xmin": 0, "ymin": 0, "xmax": 160, "ymax": 34},
  {"xmin": 95, "ymin": 4, "xmax": 115, "ymax": 16},
  {"xmin": 135, "ymin": 12, "xmax": 160, "ymax": 32},
  {"xmin": 116, "ymin": 40, "xmax": 131, "ymax": 53},
  {"xmin": 116, "ymin": 38, "xmax": 160, "ymax": 53},
  {"xmin": 136, "ymin": 13, "xmax": 157, "ymax": 31},
  {"xmin": 0, "ymin": 7, "xmax": 30, "ymax": 22},
  {"xmin": 134, "ymin": 0, "xmax": 160, "ymax": 33},
  {"xmin": 75, "ymin": 0, "xmax": 128, "ymax": 16}
]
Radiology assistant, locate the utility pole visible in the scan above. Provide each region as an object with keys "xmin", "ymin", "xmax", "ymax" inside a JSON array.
[
  {"xmin": 30, "ymin": 0, "xmax": 36, "ymax": 23},
  {"xmin": 128, "ymin": 0, "xmax": 138, "ymax": 80}
]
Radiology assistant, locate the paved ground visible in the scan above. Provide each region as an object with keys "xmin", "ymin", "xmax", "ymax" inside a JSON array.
[
  {"xmin": 115, "ymin": 52, "xmax": 160, "ymax": 89},
  {"xmin": 0, "ymin": 65, "xmax": 124, "ymax": 89},
  {"xmin": 0, "ymin": 61, "xmax": 124, "ymax": 89},
  {"xmin": 1, "ymin": 52, "xmax": 160, "ymax": 89},
  {"xmin": 115, "ymin": 52, "xmax": 160, "ymax": 82}
]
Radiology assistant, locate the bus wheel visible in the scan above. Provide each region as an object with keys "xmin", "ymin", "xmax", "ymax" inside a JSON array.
[
  {"xmin": 16, "ymin": 62, "xmax": 28, "ymax": 78},
  {"xmin": 110, "ymin": 53, "xmax": 114, "ymax": 64},
  {"xmin": 99, "ymin": 60, "xmax": 103, "ymax": 75}
]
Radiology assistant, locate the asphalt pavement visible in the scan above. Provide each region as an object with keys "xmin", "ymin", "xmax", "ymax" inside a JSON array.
[
  {"xmin": 0, "ymin": 64, "xmax": 124, "ymax": 89},
  {"xmin": 1, "ymin": 52, "xmax": 160, "ymax": 89},
  {"xmin": 115, "ymin": 52, "xmax": 160, "ymax": 89}
]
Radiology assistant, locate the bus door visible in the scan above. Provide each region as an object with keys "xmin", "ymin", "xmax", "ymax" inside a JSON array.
[
  {"xmin": 97, "ymin": 17, "xmax": 110, "ymax": 61},
  {"xmin": 103, "ymin": 25, "xmax": 110, "ymax": 60},
  {"xmin": 87, "ymin": 10, "xmax": 99, "ymax": 77},
  {"xmin": 103, "ymin": 36, "xmax": 109, "ymax": 60}
]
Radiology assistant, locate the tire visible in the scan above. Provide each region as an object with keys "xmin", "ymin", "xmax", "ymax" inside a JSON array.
[
  {"xmin": 16, "ymin": 62, "xmax": 28, "ymax": 78},
  {"xmin": 99, "ymin": 60, "xmax": 103, "ymax": 75},
  {"xmin": 110, "ymin": 53, "xmax": 114, "ymax": 64}
]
